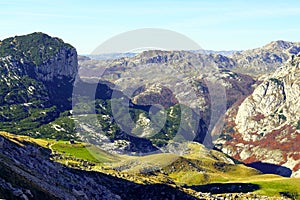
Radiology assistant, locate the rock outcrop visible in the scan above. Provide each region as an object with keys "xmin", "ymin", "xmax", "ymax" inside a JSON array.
[
  {"xmin": 132, "ymin": 84, "xmax": 178, "ymax": 107},
  {"xmin": 215, "ymin": 54, "xmax": 300, "ymax": 177},
  {"xmin": 0, "ymin": 32, "xmax": 78, "ymax": 135},
  {"xmin": 0, "ymin": 32, "xmax": 78, "ymax": 110},
  {"xmin": 0, "ymin": 32, "xmax": 77, "ymax": 83}
]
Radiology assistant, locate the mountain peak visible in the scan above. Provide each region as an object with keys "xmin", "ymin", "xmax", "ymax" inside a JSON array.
[
  {"xmin": 216, "ymin": 51, "xmax": 300, "ymax": 177},
  {"xmin": 0, "ymin": 32, "xmax": 73, "ymax": 65},
  {"xmin": 263, "ymin": 40, "xmax": 294, "ymax": 50},
  {"xmin": 0, "ymin": 32, "xmax": 78, "ymax": 111}
]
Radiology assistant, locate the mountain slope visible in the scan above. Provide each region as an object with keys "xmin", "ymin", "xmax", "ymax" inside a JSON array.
[
  {"xmin": 0, "ymin": 33, "xmax": 211, "ymax": 153},
  {"xmin": 1, "ymin": 132, "xmax": 299, "ymax": 199},
  {"xmin": 0, "ymin": 32, "xmax": 77, "ymax": 109},
  {"xmin": 230, "ymin": 40, "xmax": 300, "ymax": 75},
  {"xmin": 215, "ymin": 53, "xmax": 300, "ymax": 177},
  {"xmin": 79, "ymin": 50, "xmax": 257, "ymax": 146},
  {"xmin": 0, "ymin": 32, "xmax": 77, "ymax": 137},
  {"xmin": 0, "ymin": 132, "xmax": 199, "ymax": 200},
  {"xmin": 1, "ymin": 32, "xmax": 300, "ymax": 199}
]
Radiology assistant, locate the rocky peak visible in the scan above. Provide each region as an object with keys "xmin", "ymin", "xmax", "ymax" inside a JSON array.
[
  {"xmin": 0, "ymin": 32, "xmax": 78, "ymax": 82},
  {"xmin": 235, "ymin": 54, "xmax": 300, "ymax": 138},
  {"xmin": 0, "ymin": 32, "xmax": 78, "ymax": 110},
  {"xmin": 215, "ymin": 54, "xmax": 300, "ymax": 177},
  {"xmin": 263, "ymin": 40, "xmax": 296, "ymax": 50}
]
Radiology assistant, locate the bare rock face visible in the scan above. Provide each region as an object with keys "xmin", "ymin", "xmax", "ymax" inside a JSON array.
[
  {"xmin": 0, "ymin": 32, "xmax": 78, "ymax": 110},
  {"xmin": 0, "ymin": 32, "xmax": 78, "ymax": 82},
  {"xmin": 215, "ymin": 54, "xmax": 300, "ymax": 177},
  {"xmin": 34, "ymin": 45, "xmax": 78, "ymax": 82}
]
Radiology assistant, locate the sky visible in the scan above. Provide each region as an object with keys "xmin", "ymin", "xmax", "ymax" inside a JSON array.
[{"xmin": 1, "ymin": 0, "xmax": 300, "ymax": 54}]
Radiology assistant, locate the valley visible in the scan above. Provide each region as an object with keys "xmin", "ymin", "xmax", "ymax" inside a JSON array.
[{"xmin": 0, "ymin": 32, "xmax": 299, "ymax": 199}]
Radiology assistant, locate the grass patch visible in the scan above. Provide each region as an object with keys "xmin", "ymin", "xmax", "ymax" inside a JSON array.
[
  {"xmin": 169, "ymin": 171, "xmax": 210, "ymax": 185},
  {"xmin": 252, "ymin": 178, "xmax": 300, "ymax": 198},
  {"xmin": 51, "ymin": 141, "xmax": 117, "ymax": 164}
]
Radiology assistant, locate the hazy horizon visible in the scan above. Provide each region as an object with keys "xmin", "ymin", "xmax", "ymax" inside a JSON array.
[{"xmin": 1, "ymin": 0, "xmax": 300, "ymax": 54}]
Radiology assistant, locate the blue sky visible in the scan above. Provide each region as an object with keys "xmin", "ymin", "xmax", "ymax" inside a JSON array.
[{"xmin": 1, "ymin": 0, "xmax": 300, "ymax": 54}]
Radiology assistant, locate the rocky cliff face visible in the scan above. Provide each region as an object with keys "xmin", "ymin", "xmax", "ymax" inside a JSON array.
[
  {"xmin": 34, "ymin": 45, "xmax": 77, "ymax": 82},
  {"xmin": 0, "ymin": 32, "xmax": 77, "ymax": 82},
  {"xmin": 0, "ymin": 32, "xmax": 78, "ymax": 110},
  {"xmin": 0, "ymin": 32, "xmax": 78, "ymax": 136},
  {"xmin": 215, "ymin": 54, "xmax": 300, "ymax": 177}
]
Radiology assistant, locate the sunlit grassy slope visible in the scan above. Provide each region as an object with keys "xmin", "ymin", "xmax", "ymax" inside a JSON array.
[
  {"xmin": 1, "ymin": 131, "xmax": 299, "ymax": 199},
  {"xmin": 51, "ymin": 141, "xmax": 118, "ymax": 163},
  {"xmin": 253, "ymin": 178, "xmax": 300, "ymax": 198}
]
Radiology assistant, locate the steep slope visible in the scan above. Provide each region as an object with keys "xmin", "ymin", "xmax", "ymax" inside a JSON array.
[
  {"xmin": 230, "ymin": 40, "xmax": 300, "ymax": 75},
  {"xmin": 215, "ymin": 54, "xmax": 300, "ymax": 177},
  {"xmin": 0, "ymin": 32, "xmax": 77, "ymax": 109},
  {"xmin": 0, "ymin": 32, "xmax": 78, "ymax": 137},
  {"xmin": 0, "ymin": 132, "xmax": 198, "ymax": 200}
]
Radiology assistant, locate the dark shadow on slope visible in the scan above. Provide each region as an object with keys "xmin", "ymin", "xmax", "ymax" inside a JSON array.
[
  {"xmin": 189, "ymin": 183, "xmax": 260, "ymax": 194},
  {"xmin": 0, "ymin": 135, "xmax": 197, "ymax": 200},
  {"xmin": 75, "ymin": 80, "xmax": 211, "ymax": 152},
  {"xmin": 86, "ymin": 170, "xmax": 198, "ymax": 200},
  {"xmin": 246, "ymin": 162, "xmax": 292, "ymax": 177},
  {"xmin": 280, "ymin": 191, "xmax": 299, "ymax": 200},
  {"xmin": 212, "ymin": 148, "xmax": 292, "ymax": 177}
]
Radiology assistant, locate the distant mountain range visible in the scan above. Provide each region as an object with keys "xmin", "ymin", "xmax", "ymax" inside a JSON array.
[
  {"xmin": 0, "ymin": 32, "xmax": 300, "ymax": 199},
  {"xmin": 84, "ymin": 40, "xmax": 300, "ymax": 76},
  {"xmin": 84, "ymin": 50, "xmax": 241, "ymax": 60}
]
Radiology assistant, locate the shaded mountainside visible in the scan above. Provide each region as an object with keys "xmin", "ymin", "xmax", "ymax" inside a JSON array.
[
  {"xmin": 72, "ymin": 80, "xmax": 208, "ymax": 154},
  {"xmin": 0, "ymin": 32, "xmax": 77, "ymax": 137},
  {"xmin": 215, "ymin": 54, "xmax": 300, "ymax": 177},
  {"xmin": 79, "ymin": 49, "xmax": 257, "ymax": 145}
]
